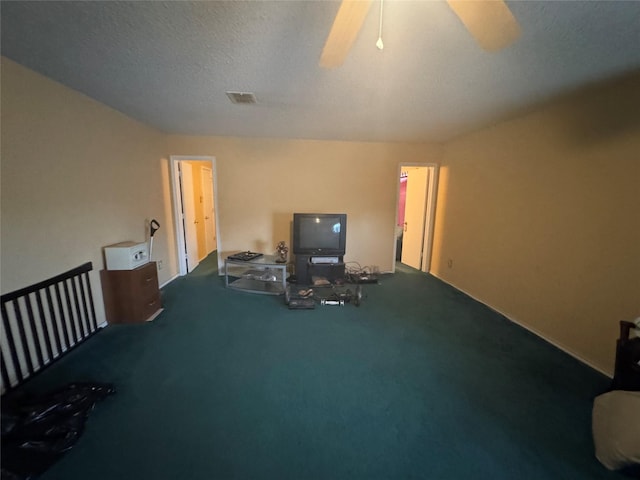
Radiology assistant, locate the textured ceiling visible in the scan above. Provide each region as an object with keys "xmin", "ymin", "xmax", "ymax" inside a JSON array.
[{"xmin": 2, "ymin": 1, "xmax": 640, "ymax": 143}]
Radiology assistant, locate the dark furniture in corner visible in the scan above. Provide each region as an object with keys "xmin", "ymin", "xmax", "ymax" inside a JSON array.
[
  {"xmin": 612, "ymin": 320, "xmax": 640, "ymax": 391},
  {"xmin": 100, "ymin": 261, "xmax": 162, "ymax": 324}
]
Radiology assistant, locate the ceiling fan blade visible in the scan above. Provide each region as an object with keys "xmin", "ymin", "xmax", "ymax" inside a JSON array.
[
  {"xmin": 320, "ymin": 0, "xmax": 373, "ymax": 69},
  {"xmin": 447, "ymin": 0, "xmax": 521, "ymax": 52}
]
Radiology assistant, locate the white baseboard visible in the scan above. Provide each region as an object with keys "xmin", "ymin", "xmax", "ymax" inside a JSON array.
[
  {"xmin": 160, "ymin": 274, "xmax": 179, "ymax": 289},
  {"xmin": 432, "ymin": 274, "xmax": 612, "ymax": 378}
]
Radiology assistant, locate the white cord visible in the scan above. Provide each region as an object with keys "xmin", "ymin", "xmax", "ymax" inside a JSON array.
[{"xmin": 376, "ymin": 0, "xmax": 384, "ymax": 50}]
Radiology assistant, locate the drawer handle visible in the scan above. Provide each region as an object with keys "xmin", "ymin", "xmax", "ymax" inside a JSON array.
[
  {"xmin": 148, "ymin": 300, "xmax": 156, "ymax": 306},
  {"xmin": 145, "ymin": 277, "xmax": 153, "ymax": 282}
]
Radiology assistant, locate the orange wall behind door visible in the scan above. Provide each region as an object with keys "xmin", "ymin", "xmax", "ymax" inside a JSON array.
[{"xmin": 185, "ymin": 161, "xmax": 208, "ymax": 261}]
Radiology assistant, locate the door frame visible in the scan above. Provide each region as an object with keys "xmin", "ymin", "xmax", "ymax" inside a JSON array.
[
  {"xmin": 169, "ymin": 155, "xmax": 220, "ymax": 276},
  {"xmin": 393, "ymin": 163, "xmax": 439, "ymax": 273}
]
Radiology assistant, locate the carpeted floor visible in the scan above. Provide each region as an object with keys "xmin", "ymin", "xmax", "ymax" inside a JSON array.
[{"xmin": 15, "ymin": 253, "xmax": 625, "ymax": 479}]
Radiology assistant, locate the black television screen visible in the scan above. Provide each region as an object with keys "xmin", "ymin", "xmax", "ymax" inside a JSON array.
[{"xmin": 293, "ymin": 213, "xmax": 347, "ymax": 256}]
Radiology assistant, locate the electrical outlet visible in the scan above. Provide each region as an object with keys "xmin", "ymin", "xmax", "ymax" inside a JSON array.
[
  {"xmin": 447, "ymin": 259, "xmax": 453, "ymax": 269},
  {"xmin": 157, "ymin": 260, "xmax": 163, "ymax": 270}
]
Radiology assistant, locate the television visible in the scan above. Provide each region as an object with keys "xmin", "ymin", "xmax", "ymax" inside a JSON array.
[{"xmin": 293, "ymin": 213, "xmax": 347, "ymax": 256}]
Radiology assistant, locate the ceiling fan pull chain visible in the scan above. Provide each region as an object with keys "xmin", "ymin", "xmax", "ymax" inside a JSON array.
[{"xmin": 376, "ymin": 0, "xmax": 384, "ymax": 50}]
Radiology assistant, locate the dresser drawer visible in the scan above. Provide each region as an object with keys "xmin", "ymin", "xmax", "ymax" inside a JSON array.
[
  {"xmin": 135, "ymin": 291, "xmax": 162, "ymax": 323},
  {"xmin": 136, "ymin": 267, "xmax": 159, "ymax": 298},
  {"xmin": 134, "ymin": 263, "xmax": 159, "ymax": 289}
]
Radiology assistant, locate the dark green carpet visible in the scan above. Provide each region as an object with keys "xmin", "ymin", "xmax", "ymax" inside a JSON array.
[{"xmin": 16, "ymin": 254, "xmax": 624, "ymax": 479}]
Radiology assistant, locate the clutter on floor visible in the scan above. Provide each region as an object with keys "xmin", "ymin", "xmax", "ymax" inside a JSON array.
[{"xmin": 1, "ymin": 382, "xmax": 115, "ymax": 480}]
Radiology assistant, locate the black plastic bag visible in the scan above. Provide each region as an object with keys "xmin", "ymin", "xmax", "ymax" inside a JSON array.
[{"xmin": 1, "ymin": 382, "xmax": 115, "ymax": 480}]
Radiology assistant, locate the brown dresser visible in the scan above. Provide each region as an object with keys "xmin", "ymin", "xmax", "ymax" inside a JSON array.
[{"xmin": 100, "ymin": 261, "xmax": 162, "ymax": 324}]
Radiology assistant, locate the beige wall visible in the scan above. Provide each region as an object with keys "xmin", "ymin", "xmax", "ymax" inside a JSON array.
[
  {"xmin": 3, "ymin": 55, "xmax": 636, "ymax": 375},
  {"xmin": 430, "ymin": 73, "xmax": 640, "ymax": 374},
  {"xmin": 0, "ymin": 56, "xmax": 441, "ymax": 318},
  {"xmin": 166, "ymin": 136, "xmax": 441, "ymax": 272},
  {"xmin": 0, "ymin": 58, "xmax": 173, "ymax": 324}
]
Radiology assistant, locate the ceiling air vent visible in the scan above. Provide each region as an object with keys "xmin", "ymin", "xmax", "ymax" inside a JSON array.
[{"xmin": 226, "ymin": 91, "xmax": 257, "ymax": 105}]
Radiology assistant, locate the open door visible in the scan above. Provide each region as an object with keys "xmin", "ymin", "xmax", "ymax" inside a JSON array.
[
  {"xmin": 396, "ymin": 164, "xmax": 439, "ymax": 273},
  {"xmin": 180, "ymin": 162, "xmax": 200, "ymax": 273},
  {"xmin": 401, "ymin": 167, "xmax": 429, "ymax": 269},
  {"xmin": 201, "ymin": 166, "xmax": 216, "ymax": 255}
]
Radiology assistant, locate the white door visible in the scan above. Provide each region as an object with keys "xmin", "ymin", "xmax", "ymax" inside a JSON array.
[
  {"xmin": 180, "ymin": 162, "xmax": 200, "ymax": 272},
  {"xmin": 201, "ymin": 167, "xmax": 216, "ymax": 254},
  {"xmin": 401, "ymin": 167, "xmax": 429, "ymax": 270}
]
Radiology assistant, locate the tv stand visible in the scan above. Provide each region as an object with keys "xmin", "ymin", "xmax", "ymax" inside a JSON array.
[
  {"xmin": 225, "ymin": 254, "xmax": 287, "ymax": 295},
  {"xmin": 295, "ymin": 255, "xmax": 345, "ymax": 285}
]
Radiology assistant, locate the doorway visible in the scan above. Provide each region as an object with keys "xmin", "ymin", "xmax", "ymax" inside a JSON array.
[
  {"xmin": 395, "ymin": 164, "xmax": 438, "ymax": 272},
  {"xmin": 170, "ymin": 155, "xmax": 220, "ymax": 276}
]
